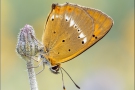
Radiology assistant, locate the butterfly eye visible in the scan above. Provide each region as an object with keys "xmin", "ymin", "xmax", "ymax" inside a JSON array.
[
  {"xmin": 52, "ymin": 65, "xmax": 58, "ymax": 70},
  {"xmin": 50, "ymin": 65, "xmax": 60, "ymax": 74}
]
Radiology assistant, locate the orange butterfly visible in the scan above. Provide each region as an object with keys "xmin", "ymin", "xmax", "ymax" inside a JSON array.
[
  {"xmin": 40, "ymin": 2, "xmax": 113, "ymax": 72},
  {"xmin": 38, "ymin": 2, "xmax": 113, "ymax": 89}
]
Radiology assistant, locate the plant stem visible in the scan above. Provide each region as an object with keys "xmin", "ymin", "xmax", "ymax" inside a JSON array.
[{"xmin": 27, "ymin": 60, "xmax": 38, "ymax": 90}]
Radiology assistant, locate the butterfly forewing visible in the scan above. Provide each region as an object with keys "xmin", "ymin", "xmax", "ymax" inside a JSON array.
[{"xmin": 42, "ymin": 3, "xmax": 95, "ymax": 65}]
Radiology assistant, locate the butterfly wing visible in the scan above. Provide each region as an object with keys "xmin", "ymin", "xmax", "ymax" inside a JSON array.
[
  {"xmin": 42, "ymin": 3, "xmax": 94, "ymax": 65},
  {"xmin": 83, "ymin": 7, "xmax": 113, "ymax": 46},
  {"xmin": 42, "ymin": 3, "xmax": 113, "ymax": 66}
]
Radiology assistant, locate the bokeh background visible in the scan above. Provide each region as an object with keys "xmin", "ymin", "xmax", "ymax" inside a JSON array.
[{"xmin": 1, "ymin": 0, "xmax": 134, "ymax": 90}]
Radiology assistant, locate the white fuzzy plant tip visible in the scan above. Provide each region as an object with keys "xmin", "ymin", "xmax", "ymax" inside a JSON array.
[{"xmin": 16, "ymin": 24, "xmax": 41, "ymax": 62}]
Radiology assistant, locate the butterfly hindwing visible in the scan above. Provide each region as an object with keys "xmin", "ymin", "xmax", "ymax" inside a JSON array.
[{"xmin": 84, "ymin": 7, "xmax": 113, "ymax": 46}]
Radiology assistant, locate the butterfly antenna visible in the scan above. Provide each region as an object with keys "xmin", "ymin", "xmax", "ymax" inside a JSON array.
[
  {"xmin": 60, "ymin": 68, "xmax": 66, "ymax": 90},
  {"xmin": 61, "ymin": 67, "xmax": 80, "ymax": 89}
]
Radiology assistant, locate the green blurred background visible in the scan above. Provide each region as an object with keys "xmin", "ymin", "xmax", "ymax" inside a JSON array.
[{"xmin": 1, "ymin": 0, "xmax": 134, "ymax": 90}]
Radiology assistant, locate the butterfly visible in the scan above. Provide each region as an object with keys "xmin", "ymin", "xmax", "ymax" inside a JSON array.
[{"xmin": 37, "ymin": 2, "xmax": 113, "ymax": 89}]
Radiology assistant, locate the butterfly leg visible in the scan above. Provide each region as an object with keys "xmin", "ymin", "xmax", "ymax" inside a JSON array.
[
  {"xmin": 27, "ymin": 59, "xmax": 43, "ymax": 69},
  {"xmin": 35, "ymin": 54, "xmax": 49, "ymax": 75},
  {"xmin": 36, "ymin": 62, "xmax": 45, "ymax": 75}
]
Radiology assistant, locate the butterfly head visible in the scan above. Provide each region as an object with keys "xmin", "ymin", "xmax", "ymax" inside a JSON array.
[{"xmin": 38, "ymin": 52, "xmax": 60, "ymax": 74}]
